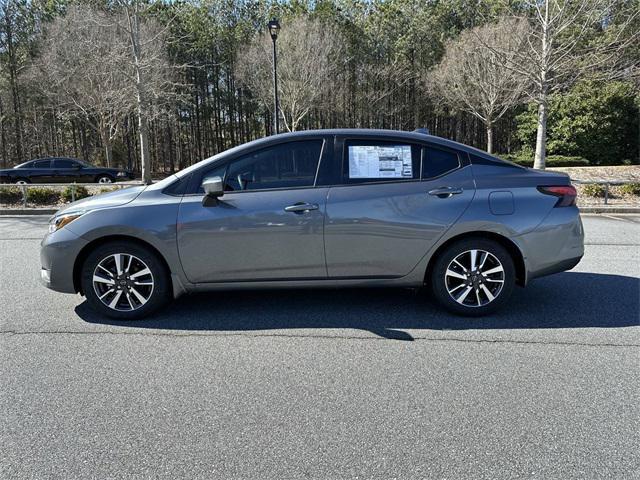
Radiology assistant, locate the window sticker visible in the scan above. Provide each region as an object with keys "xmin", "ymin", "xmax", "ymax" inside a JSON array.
[{"xmin": 348, "ymin": 145, "xmax": 413, "ymax": 179}]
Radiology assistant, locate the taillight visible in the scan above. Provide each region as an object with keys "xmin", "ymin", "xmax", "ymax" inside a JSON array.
[{"xmin": 537, "ymin": 185, "xmax": 577, "ymax": 207}]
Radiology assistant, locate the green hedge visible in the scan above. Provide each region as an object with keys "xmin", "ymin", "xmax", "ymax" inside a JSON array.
[
  {"xmin": 581, "ymin": 184, "xmax": 606, "ymax": 197},
  {"xmin": 617, "ymin": 183, "xmax": 640, "ymax": 196},
  {"xmin": 26, "ymin": 187, "xmax": 60, "ymax": 205},
  {"xmin": 499, "ymin": 154, "xmax": 590, "ymax": 168},
  {"xmin": 0, "ymin": 186, "xmax": 24, "ymax": 204},
  {"xmin": 61, "ymin": 185, "xmax": 91, "ymax": 203}
]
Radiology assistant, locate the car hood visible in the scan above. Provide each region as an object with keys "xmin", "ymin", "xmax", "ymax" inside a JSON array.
[{"xmin": 54, "ymin": 185, "xmax": 146, "ymax": 216}]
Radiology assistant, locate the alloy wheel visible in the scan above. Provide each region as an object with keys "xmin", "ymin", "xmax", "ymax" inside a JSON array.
[
  {"xmin": 444, "ymin": 249, "xmax": 505, "ymax": 308},
  {"xmin": 98, "ymin": 177, "xmax": 113, "ymax": 184},
  {"xmin": 92, "ymin": 253, "xmax": 154, "ymax": 311}
]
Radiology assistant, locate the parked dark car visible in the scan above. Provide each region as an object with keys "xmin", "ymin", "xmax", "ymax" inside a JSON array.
[{"xmin": 0, "ymin": 157, "xmax": 135, "ymax": 184}]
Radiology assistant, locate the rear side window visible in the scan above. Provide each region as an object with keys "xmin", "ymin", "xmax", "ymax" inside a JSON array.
[
  {"xmin": 53, "ymin": 159, "xmax": 77, "ymax": 168},
  {"xmin": 343, "ymin": 141, "xmax": 420, "ymax": 184},
  {"xmin": 422, "ymin": 147, "xmax": 460, "ymax": 179}
]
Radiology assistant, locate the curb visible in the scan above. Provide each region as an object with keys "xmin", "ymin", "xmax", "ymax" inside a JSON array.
[
  {"xmin": 0, "ymin": 209, "xmax": 57, "ymax": 215},
  {"xmin": 579, "ymin": 206, "xmax": 640, "ymax": 214}
]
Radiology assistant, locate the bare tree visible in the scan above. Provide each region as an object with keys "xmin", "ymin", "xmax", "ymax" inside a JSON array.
[
  {"xmin": 32, "ymin": 5, "xmax": 132, "ymax": 167},
  {"xmin": 33, "ymin": 2, "xmax": 176, "ymax": 177},
  {"xmin": 235, "ymin": 17, "xmax": 345, "ymax": 132},
  {"xmin": 114, "ymin": 1, "xmax": 175, "ymax": 184},
  {"xmin": 430, "ymin": 19, "xmax": 530, "ymax": 153},
  {"xmin": 487, "ymin": 0, "xmax": 639, "ymax": 168}
]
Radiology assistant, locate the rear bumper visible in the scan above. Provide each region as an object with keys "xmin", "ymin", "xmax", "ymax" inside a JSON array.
[
  {"xmin": 40, "ymin": 227, "xmax": 88, "ymax": 294},
  {"xmin": 517, "ymin": 206, "xmax": 584, "ymax": 283}
]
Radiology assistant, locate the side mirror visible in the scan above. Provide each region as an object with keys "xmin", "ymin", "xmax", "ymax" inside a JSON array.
[
  {"xmin": 202, "ymin": 176, "xmax": 224, "ymax": 197},
  {"xmin": 202, "ymin": 176, "xmax": 224, "ymax": 206}
]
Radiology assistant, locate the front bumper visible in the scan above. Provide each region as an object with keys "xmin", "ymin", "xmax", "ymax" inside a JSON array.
[
  {"xmin": 116, "ymin": 172, "xmax": 136, "ymax": 181},
  {"xmin": 40, "ymin": 227, "xmax": 88, "ymax": 294}
]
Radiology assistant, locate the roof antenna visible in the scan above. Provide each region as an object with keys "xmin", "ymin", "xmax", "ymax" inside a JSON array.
[{"xmin": 413, "ymin": 128, "xmax": 430, "ymax": 135}]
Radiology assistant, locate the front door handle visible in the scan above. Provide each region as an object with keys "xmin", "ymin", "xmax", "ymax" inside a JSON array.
[
  {"xmin": 284, "ymin": 202, "xmax": 319, "ymax": 213},
  {"xmin": 428, "ymin": 187, "xmax": 463, "ymax": 198}
]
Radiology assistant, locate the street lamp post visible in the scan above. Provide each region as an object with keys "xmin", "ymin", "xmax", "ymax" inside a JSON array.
[{"xmin": 268, "ymin": 19, "xmax": 281, "ymax": 135}]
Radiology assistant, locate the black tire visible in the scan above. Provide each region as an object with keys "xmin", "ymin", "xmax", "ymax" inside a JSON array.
[
  {"xmin": 95, "ymin": 175, "xmax": 114, "ymax": 184},
  {"xmin": 80, "ymin": 241, "xmax": 170, "ymax": 320},
  {"xmin": 430, "ymin": 238, "xmax": 515, "ymax": 316},
  {"xmin": 14, "ymin": 178, "xmax": 30, "ymax": 184}
]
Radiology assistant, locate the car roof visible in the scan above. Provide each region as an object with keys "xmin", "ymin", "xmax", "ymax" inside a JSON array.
[
  {"xmin": 15, "ymin": 157, "xmax": 83, "ymax": 168},
  {"xmin": 175, "ymin": 128, "xmax": 504, "ymax": 178}
]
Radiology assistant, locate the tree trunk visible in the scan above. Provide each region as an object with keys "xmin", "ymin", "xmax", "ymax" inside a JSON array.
[
  {"xmin": 0, "ymin": 96, "xmax": 7, "ymax": 168},
  {"xmin": 99, "ymin": 124, "xmax": 113, "ymax": 167},
  {"xmin": 534, "ymin": 95, "xmax": 548, "ymax": 170},
  {"xmin": 486, "ymin": 123, "xmax": 494, "ymax": 154},
  {"xmin": 105, "ymin": 141, "xmax": 113, "ymax": 168},
  {"xmin": 126, "ymin": 5, "xmax": 152, "ymax": 184},
  {"xmin": 136, "ymin": 90, "xmax": 152, "ymax": 184},
  {"xmin": 534, "ymin": 6, "xmax": 549, "ymax": 171}
]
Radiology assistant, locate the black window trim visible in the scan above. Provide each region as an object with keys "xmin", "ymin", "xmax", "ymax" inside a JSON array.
[
  {"xmin": 180, "ymin": 137, "xmax": 328, "ymax": 196},
  {"xmin": 166, "ymin": 135, "xmax": 467, "ymax": 196}
]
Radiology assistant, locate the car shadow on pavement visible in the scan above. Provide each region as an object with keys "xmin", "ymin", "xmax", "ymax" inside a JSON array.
[{"xmin": 77, "ymin": 271, "xmax": 639, "ymax": 340}]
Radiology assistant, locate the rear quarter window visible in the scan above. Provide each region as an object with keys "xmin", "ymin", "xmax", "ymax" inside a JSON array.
[{"xmin": 422, "ymin": 147, "xmax": 460, "ymax": 179}]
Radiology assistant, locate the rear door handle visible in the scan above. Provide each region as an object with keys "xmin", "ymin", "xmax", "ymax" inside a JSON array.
[
  {"xmin": 284, "ymin": 202, "xmax": 319, "ymax": 213},
  {"xmin": 428, "ymin": 187, "xmax": 463, "ymax": 198}
]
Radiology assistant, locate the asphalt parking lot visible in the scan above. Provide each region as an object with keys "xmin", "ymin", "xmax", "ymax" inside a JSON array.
[{"xmin": 1, "ymin": 214, "xmax": 639, "ymax": 479}]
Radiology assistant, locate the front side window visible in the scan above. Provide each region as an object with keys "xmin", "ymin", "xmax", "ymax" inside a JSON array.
[
  {"xmin": 33, "ymin": 160, "xmax": 51, "ymax": 169},
  {"xmin": 197, "ymin": 140, "xmax": 323, "ymax": 194},
  {"xmin": 422, "ymin": 147, "xmax": 460, "ymax": 179},
  {"xmin": 343, "ymin": 141, "xmax": 420, "ymax": 184}
]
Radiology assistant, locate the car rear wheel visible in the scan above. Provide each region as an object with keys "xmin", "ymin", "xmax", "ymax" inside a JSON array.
[
  {"xmin": 430, "ymin": 238, "xmax": 515, "ymax": 316},
  {"xmin": 96, "ymin": 175, "xmax": 114, "ymax": 184},
  {"xmin": 80, "ymin": 241, "xmax": 170, "ymax": 319}
]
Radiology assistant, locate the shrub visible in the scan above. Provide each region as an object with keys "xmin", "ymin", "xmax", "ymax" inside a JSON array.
[
  {"xmin": 0, "ymin": 186, "xmax": 24, "ymax": 204},
  {"xmin": 498, "ymin": 153, "xmax": 589, "ymax": 168},
  {"xmin": 61, "ymin": 185, "xmax": 91, "ymax": 203},
  {"xmin": 581, "ymin": 184, "xmax": 606, "ymax": 198},
  {"xmin": 546, "ymin": 155, "xmax": 590, "ymax": 167},
  {"xmin": 617, "ymin": 183, "xmax": 640, "ymax": 196},
  {"xmin": 98, "ymin": 187, "xmax": 117, "ymax": 194},
  {"xmin": 26, "ymin": 187, "xmax": 60, "ymax": 205},
  {"xmin": 515, "ymin": 80, "xmax": 639, "ymax": 165}
]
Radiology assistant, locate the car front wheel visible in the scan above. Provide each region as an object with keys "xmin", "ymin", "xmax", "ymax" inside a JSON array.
[
  {"xmin": 430, "ymin": 238, "xmax": 515, "ymax": 316},
  {"xmin": 80, "ymin": 241, "xmax": 170, "ymax": 319},
  {"xmin": 96, "ymin": 175, "xmax": 114, "ymax": 184}
]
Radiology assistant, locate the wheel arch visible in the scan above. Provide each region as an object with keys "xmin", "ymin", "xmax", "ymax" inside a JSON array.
[
  {"xmin": 73, "ymin": 234, "xmax": 172, "ymax": 295},
  {"xmin": 424, "ymin": 231, "xmax": 526, "ymax": 287}
]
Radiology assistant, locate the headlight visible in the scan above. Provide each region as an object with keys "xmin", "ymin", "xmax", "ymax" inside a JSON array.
[
  {"xmin": 48, "ymin": 212, "xmax": 84, "ymax": 233},
  {"xmin": 116, "ymin": 171, "xmax": 127, "ymax": 177}
]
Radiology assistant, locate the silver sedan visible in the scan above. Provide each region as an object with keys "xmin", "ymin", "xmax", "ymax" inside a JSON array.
[{"xmin": 41, "ymin": 129, "xmax": 584, "ymax": 319}]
